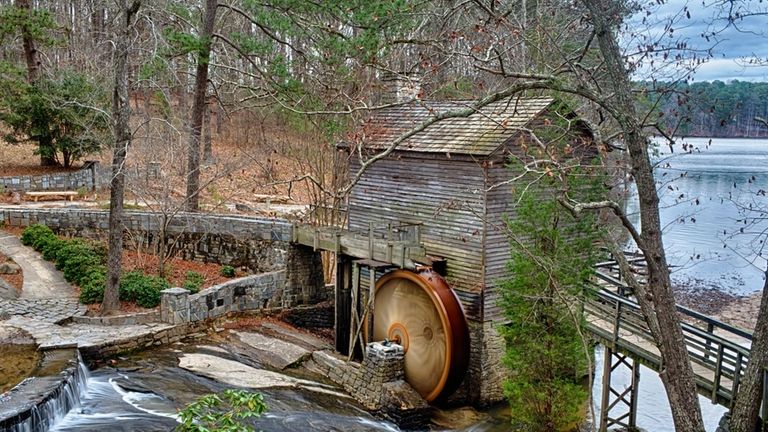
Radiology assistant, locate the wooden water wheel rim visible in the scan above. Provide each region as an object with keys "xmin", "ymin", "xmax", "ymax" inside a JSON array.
[{"xmin": 367, "ymin": 269, "xmax": 469, "ymax": 403}]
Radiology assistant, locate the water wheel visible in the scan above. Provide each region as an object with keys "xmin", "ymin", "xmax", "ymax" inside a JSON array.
[{"xmin": 367, "ymin": 269, "xmax": 469, "ymax": 402}]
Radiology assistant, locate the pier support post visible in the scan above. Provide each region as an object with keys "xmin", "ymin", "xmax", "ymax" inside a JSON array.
[{"xmin": 599, "ymin": 347, "xmax": 641, "ymax": 431}]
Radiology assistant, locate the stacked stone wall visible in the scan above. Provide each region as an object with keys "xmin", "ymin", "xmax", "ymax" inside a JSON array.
[
  {"xmin": 0, "ymin": 208, "xmax": 292, "ymax": 273},
  {"xmin": 160, "ymin": 271, "xmax": 287, "ymax": 325},
  {"xmin": 279, "ymin": 302, "xmax": 334, "ymax": 329},
  {"xmin": 312, "ymin": 342, "xmax": 429, "ymax": 428},
  {"xmin": 0, "ymin": 162, "xmax": 104, "ymax": 192}
]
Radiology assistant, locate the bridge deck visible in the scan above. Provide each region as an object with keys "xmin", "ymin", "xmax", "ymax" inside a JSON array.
[
  {"xmin": 588, "ymin": 260, "xmax": 752, "ymax": 408},
  {"xmin": 292, "ymin": 222, "xmax": 441, "ymax": 270}
]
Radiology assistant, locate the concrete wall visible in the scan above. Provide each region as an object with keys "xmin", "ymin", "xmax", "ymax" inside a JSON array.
[{"xmin": 0, "ymin": 161, "xmax": 106, "ymax": 192}]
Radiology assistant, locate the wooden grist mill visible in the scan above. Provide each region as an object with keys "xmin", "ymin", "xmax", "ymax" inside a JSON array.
[{"xmin": 295, "ymin": 95, "xmax": 596, "ymax": 405}]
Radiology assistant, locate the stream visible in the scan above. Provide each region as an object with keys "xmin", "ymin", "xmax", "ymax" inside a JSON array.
[{"xmin": 47, "ymin": 335, "xmax": 511, "ymax": 432}]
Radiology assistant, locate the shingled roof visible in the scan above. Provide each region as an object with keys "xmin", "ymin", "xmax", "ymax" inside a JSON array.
[{"xmin": 356, "ymin": 96, "xmax": 554, "ymax": 156}]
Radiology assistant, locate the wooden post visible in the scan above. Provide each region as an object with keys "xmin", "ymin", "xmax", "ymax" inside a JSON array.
[
  {"xmin": 599, "ymin": 348, "xmax": 641, "ymax": 431},
  {"xmin": 348, "ymin": 263, "xmax": 362, "ymax": 360},
  {"xmin": 368, "ymin": 221, "xmax": 374, "ymax": 259},
  {"xmin": 367, "ymin": 265, "xmax": 376, "ymax": 343},
  {"xmin": 334, "ymin": 256, "xmax": 351, "ymax": 354},
  {"xmin": 599, "ymin": 347, "xmax": 612, "ymax": 431}
]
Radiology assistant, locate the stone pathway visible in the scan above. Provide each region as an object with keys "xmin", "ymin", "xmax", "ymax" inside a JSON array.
[
  {"xmin": 0, "ymin": 229, "xmax": 160, "ymax": 353},
  {"xmin": 0, "ymin": 230, "xmax": 75, "ymax": 299},
  {"xmin": 0, "ymin": 298, "xmax": 85, "ymax": 324},
  {"xmin": 4, "ymin": 315, "xmax": 173, "ymax": 350}
]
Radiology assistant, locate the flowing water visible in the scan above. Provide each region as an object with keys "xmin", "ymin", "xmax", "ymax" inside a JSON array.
[
  {"xmin": 8, "ymin": 354, "xmax": 90, "ymax": 432},
  {"xmin": 46, "ymin": 342, "xmax": 510, "ymax": 432}
]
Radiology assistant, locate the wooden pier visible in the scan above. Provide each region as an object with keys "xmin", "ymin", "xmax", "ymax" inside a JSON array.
[{"xmin": 586, "ymin": 257, "xmax": 759, "ymax": 430}]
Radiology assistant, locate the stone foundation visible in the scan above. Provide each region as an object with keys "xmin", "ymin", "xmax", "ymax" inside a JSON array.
[
  {"xmin": 279, "ymin": 302, "xmax": 334, "ymax": 329},
  {"xmin": 312, "ymin": 342, "xmax": 430, "ymax": 428}
]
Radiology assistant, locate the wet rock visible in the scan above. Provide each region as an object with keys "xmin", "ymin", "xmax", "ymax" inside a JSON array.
[
  {"xmin": 431, "ymin": 406, "xmax": 487, "ymax": 429},
  {"xmin": 114, "ymin": 378, "xmax": 154, "ymax": 394},
  {"xmin": 0, "ymin": 278, "xmax": 17, "ymax": 300},
  {"xmin": 233, "ymin": 331, "xmax": 310, "ymax": 370},
  {"xmin": 177, "ymin": 352, "xmax": 346, "ymax": 397},
  {"xmin": 0, "ymin": 262, "xmax": 21, "ymax": 275}
]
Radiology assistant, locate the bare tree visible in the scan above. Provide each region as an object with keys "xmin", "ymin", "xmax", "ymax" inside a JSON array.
[
  {"xmin": 104, "ymin": 0, "xmax": 141, "ymax": 314},
  {"xmin": 185, "ymin": 0, "xmax": 217, "ymax": 212}
]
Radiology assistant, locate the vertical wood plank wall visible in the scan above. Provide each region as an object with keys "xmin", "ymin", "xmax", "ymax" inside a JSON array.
[{"xmin": 348, "ymin": 153, "xmax": 486, "ymax": 320}]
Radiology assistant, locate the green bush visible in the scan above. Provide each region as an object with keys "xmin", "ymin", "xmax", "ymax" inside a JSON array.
[
  {"xmin": 40, "ymin": 236, "xmax": 66, "ymax": 261},
  {"xmin": 220, "ymin": 265, "xmax": 236, "ymax": 277},
  {"xmin": 79, "ymin": 267, "xmax": 106, "ymax": 304},
  {"xmin": 119, "ymin": 271, "xmax": 169, "ymax": 308},
  {"xmin": 183, "ymin": 271, "xmax": 205, "ymax": 293},
  {"xmin": 176, "ymin": 389, "xmax": 266, "ymax": 432},
  {"xmin": 55, "ymin": 241, "xmax": 97, "ymax": 270},
  {"xmin": 62, "ymin": 254, "xmax": 102, "ymax": 285},
  {"xmin": 21, "ymin": 224, "xmax": 54, "ymax": 247}
]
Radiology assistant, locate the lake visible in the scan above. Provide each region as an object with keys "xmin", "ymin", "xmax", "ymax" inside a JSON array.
[
  {"xmin": 600, "ymin": 137, "xmax": 768, "ymax": 431},
  {"xmin": 627, "ymin": 137, "xmax": 768, "ymax": 295}
]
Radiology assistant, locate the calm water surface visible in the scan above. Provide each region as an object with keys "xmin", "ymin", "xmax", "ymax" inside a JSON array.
[{"xmin": 627, "ymin": 137, "xmax": 768, "ymax": 294}]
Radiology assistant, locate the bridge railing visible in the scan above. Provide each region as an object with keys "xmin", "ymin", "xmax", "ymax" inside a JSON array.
[{"xmin": 586, "ymin": 267, "xmax": 753, "ymax": 407}]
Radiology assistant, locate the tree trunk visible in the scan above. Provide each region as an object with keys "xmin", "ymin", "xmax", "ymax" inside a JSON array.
[
  {"xmin": 729, "ymin": 267, "xmax": 768, "ymax": 432},
  {"xmin": 203, "ymin": 101, "xmax": 213, "ymax": 163},
  {"xmin": 185, "ymin": 0, "xmax": 217, "ymax": 212},
  {"xmin": 582, "ymin": 0, "xmax": 705, "ymax": 430},
  {"xmin": 103, "ymin": 0, "xmax": 140, "ymax": 315},
  {"xmin": 17, "ymin": 0, "xmax": 57, "ymax": 167}
]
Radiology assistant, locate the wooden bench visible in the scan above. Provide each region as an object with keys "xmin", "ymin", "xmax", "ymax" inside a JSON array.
[{"xmin": 24, "ymin": 191, "xmax": 79, "ymax": 202}]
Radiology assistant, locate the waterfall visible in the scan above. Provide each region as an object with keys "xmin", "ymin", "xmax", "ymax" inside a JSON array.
[{"xmin": 7, "ymin": 354, "xmax": 90, "ymax": 432}]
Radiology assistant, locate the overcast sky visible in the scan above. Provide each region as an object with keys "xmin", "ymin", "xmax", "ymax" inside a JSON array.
[{"xmin": 626, "ymin": 0, "xmax": 768, "ymax": 82}]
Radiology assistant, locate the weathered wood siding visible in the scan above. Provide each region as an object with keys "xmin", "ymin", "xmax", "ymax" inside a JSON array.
[
  {"xmin": 482, "ymin": 159, "xmax": 516, "ymax": 323},
  {"xmin": 348, "ymin": 152, "xmax": 486, "ymax": 320}
]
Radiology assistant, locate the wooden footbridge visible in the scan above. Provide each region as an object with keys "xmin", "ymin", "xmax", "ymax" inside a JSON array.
[
  {"xmin": 586, "ymin": 255, "xmax": 758, "ymax": 430},
  {"xmin": 293, "ymin": 224, "xmax": 759, "ymax": 429}
]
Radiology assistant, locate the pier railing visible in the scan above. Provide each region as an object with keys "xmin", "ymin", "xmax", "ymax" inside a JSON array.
[{"xmin": 586, "ymin": 259, "xmax": 754, "ymax": 408}]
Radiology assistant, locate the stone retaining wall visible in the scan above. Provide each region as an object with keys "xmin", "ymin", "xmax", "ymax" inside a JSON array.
[
  {"xmin": 312, "ymin": 342, "xmax": 429, "ymax": 429},
  {"xmin": 0, "ymin": 207, "xmax": 293, "ymax": 273},
  {"xmin": 279, "ymin": 302, "xmax": 334, "ymax": 329},
  {"xmin": 0, "ymin": 161, "xmax": 105, "ymax": 192},
  {"xmin": 76, "ymin": 321, "xmax": 210, "ymax": 362},
  {"xmin": 0, "ymin": 207, "xmax": 324, "ymax": 308},
  {"xmin": 160, "ymin": 271, "xmax": 288, "ymax": 325}
]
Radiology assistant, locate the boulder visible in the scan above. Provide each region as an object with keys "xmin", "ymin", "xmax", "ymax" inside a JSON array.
[
  {"xmin": 0, "ymin": 262, "xmax": 21, "ymax": 275},
  {"xmin": 233, "ymin": 331, "xmax": 310, "ymax": 370}
]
